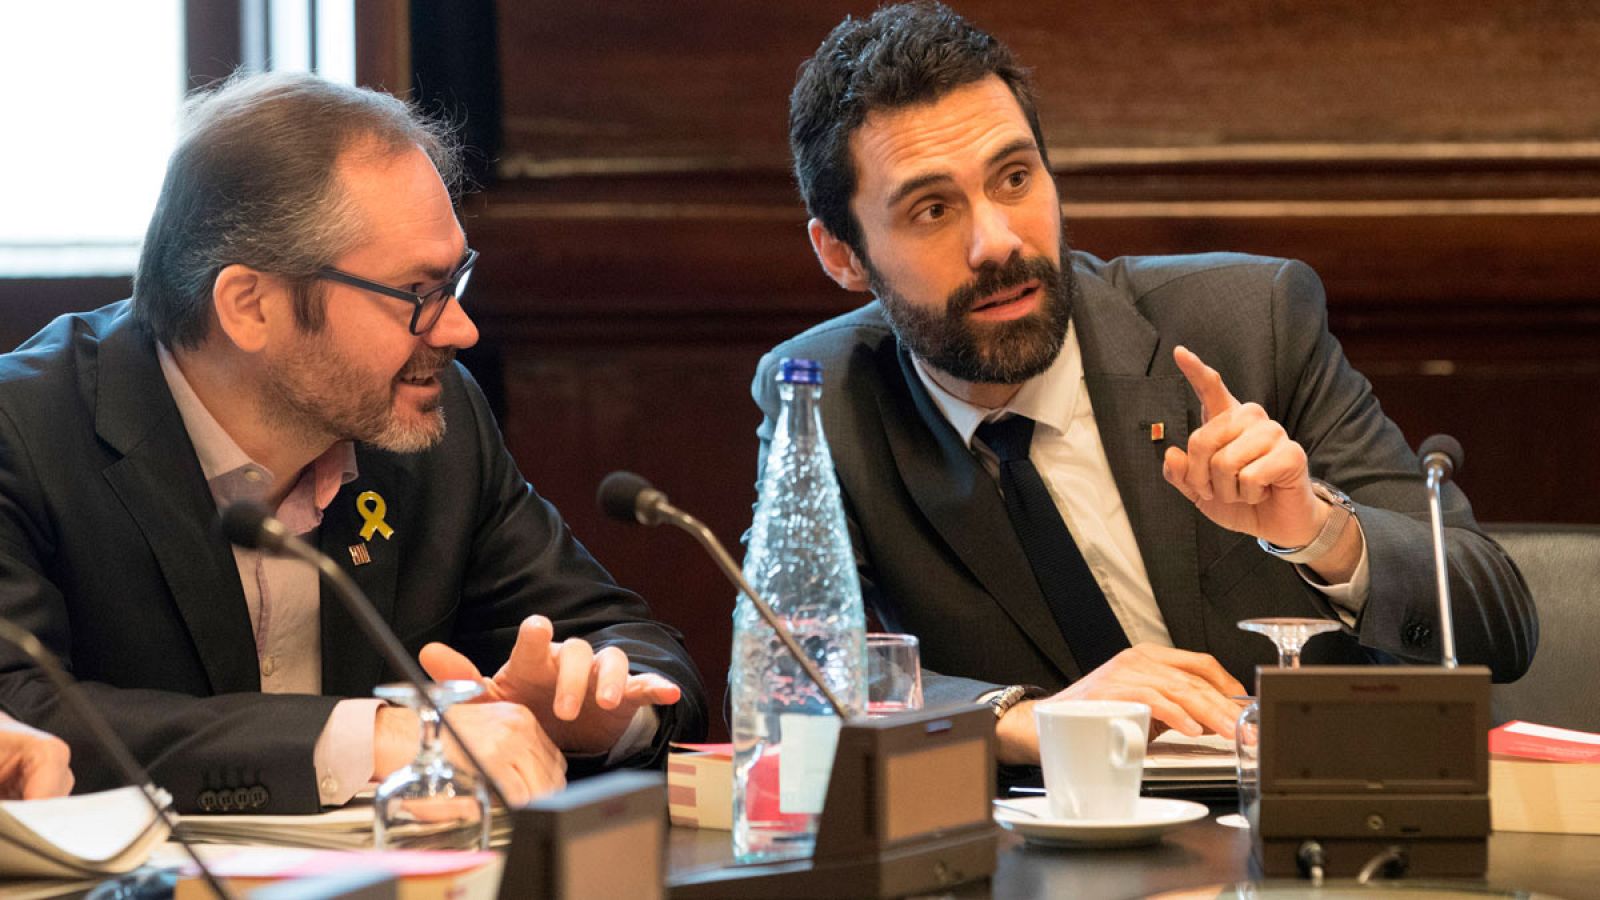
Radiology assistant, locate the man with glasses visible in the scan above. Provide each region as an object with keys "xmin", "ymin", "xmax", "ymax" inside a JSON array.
[{"xmin": 0, "ymin": 72, "xmax": 706, "ymax": 813}]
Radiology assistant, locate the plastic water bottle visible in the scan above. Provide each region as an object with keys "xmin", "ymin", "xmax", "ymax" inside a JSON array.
[{"xmin": 731, "ymin": 357, "xmax": 867, "ymax": 863}]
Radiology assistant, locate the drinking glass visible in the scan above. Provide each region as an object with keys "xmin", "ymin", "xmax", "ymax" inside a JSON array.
[
  {"xmin": 1233, "ymin": 617, "xmax": 1342, "ymax": 830},
  {"xmin": 1237, "ymin": 617, "xmax": 1343, "ymax": 669},
  {"xmin": 866, "ymin": 632, "xmax": 923, "ymax": 716},
  {"xmin": 373, "ymin": 680, "xmax": 491, "ymax": 850}
]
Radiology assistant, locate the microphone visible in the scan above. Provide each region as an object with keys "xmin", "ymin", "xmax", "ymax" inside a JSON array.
[
  {"xmin": 596, "ymin": 471, "xmax": 670, "ymax": 527},
  {"xmin": 0, "ymin": 618, "xmax": 236, "ymax": 900},
  {"xmin": 1417, "ymin": 434, "xmax": 1464, "ymax": 668},
  {"xmin": 1418, "ymin": 433, "xmax": 1463, "ymax": 484},
  {"xmin": 597, "ymin": 472, "xmax": 854, "ymax": 719},
  {"xmin": 219, "ymin": 501, "xmax": 512, "ymax": 810},
  {"xmin": 219, "ymin": 501, "xmax": 297, "ymax": 554}
]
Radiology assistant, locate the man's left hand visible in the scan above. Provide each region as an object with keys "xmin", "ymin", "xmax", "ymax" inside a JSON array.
[
  {"xmin": 420, "ymin": 615, "xmax": 682, "ymax": 755},
  {"xmin": 1162, "ymin": 346, "xmax": 1326, "ymax": 549}
]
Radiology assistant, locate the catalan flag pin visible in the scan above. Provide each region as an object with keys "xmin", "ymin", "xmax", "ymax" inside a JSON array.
[
  {"xmin": 349, "ymin": 544, "xmax": 372, "ymax": 566},
  {"xmin": 1149, "ymin": 422, "xmax": 1165, "ymax": 441}
]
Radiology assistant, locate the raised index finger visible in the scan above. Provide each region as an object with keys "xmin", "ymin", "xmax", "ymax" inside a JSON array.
[{"xmin": 1173, "ymin": 345, "xmax": 1239, "ymax": 422}]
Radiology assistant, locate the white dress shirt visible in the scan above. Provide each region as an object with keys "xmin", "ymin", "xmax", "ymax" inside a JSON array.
[
  {"xmin": 910, "ymin": 323, "xmax": 1368, "ymax": 649},
  {"xmin": 158, "ymin": 345, "xmax": 378, "ymax": 805}
]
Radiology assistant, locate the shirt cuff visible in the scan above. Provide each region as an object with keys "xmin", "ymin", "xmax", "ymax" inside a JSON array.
[
  {"xmin": 312, "ymin": 697, "xmax": 385, "ymax": 807},
  {"xmin": 603, "ymin": 706, "xmax": 660, "ymax": 766},
  {"xmin": 1295, "ymin": 519, "xmax": 1371, "ymax": 626}
]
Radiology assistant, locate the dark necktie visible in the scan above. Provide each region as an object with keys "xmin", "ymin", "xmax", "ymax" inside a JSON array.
[{"xmin": 976, "ymin": 414, "xmax": 1130, "ymax": 674}]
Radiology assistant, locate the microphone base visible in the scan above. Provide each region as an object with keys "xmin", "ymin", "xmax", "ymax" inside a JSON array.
[
  {"xmin": 668, "ymin": 825, "xmax": 996, "ymax": 899},
  {"xmin": 669, "ymin": 705, "xmax": 999, "ymax": 899},
  {"xmin": 1252, "ymin": 665, "xmax": 1491, "ymax": 879}
]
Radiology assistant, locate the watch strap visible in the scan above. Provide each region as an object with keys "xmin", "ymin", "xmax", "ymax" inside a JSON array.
[
  {"xmin": 981, "ymin": 684, "xmax": 1045, "ymax": 720},
  {"xmin": 1259, "ymin": 480, "xmax": 1355, "ymax": 565}
]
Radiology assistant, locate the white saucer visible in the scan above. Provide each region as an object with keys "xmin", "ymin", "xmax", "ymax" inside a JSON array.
[{"xmin": 992, "ymin": 796, "xmax": 1209, "ymax": 848}]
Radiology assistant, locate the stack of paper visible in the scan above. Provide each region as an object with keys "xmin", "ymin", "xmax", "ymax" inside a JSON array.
[
  {"xmin": 1141, "ymin": 731, "xmax": 1238, "ymax": 796},
  {"xmin": 1490, "ymin": 720, "xmax": 1600, "ymax": 835},
  {"xmin": 0, "ymin": 785, "xmax": 170, "ymax": 879},
  {"xmin": 172, "ymin": 847, "xmax": 503, "ymax": 900},
  {"xmin": 177, "ymin": 798, "xmax": 511, "ymax": 850}
]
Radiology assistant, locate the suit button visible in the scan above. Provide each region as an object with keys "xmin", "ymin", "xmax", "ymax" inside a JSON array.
[
  {"xmin": 249, "ymin": 786, "xmax": 269, "ymax": 809},
  {"xmin": 232, "ymin": 788, "xmax": 253, "ymax": 810},
  {"xmin": 198, "ymin": 790, "xmax": 217, "ymax": 812},
  {"xmin": 1403, "ymin": 621, "xmax": 1433, "ymax": 647}
]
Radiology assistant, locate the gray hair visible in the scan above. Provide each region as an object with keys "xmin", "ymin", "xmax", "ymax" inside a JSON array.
[{"xmin": 133, "ymin": 71, "xmax": 462, "ymax": 349}]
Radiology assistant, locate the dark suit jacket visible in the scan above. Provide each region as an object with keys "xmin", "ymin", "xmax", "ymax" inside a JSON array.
[
  {"xmin": 753, "ymin": 253, "xmax": 1535, "ymax": 704},
  {"xmin": 0, "ymin": 301, "xmax": 706, "ymax": 813}
]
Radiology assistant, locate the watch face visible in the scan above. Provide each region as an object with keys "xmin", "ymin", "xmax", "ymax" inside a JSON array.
[{"xmin": 1311, "ymin": 479, "xmax": 1354, "ymax": 510}]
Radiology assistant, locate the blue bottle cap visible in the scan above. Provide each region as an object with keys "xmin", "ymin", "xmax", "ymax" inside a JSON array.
[{"xmin": 776, "ymin": 358, "xmax": 823, "ymax": 385}]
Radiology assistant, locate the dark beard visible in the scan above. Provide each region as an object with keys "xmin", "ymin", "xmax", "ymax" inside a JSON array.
[{"xmin": 867, "ymin": 243, "xmax": 1077, "ymax": 385}]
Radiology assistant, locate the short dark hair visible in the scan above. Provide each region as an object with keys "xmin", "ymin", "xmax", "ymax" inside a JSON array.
[
  {"xmin": 133, "ymin": 71, "xmax": 462, "ymax": 350},
  {"xmin": 789, "ymin": 2, "xmax": 1049, "ymax": 256}
]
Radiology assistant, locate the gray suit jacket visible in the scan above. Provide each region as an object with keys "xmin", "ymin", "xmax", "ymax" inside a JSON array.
[{"xmin": 753, "ymin": 253, "xmax": 1535, "ymax": 704}]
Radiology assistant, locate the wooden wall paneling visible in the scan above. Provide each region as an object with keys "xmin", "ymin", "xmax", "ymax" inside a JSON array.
[
  {"xmin": 0, "ymin": 279, "xmax": 130, "ymax": 352},
  {"xmin": 356, "ymin": 0, "xmax": 412, "ymax": 94},
  {"xmin": 495, "ymin": 1, "xmax": 1600, "ymax": 169},
  {"xmin": 1362, "ymin": 366, "xmax": 1600, "ymax": 524}
]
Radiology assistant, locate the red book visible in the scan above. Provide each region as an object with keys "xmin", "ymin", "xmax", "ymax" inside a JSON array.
[{"xmin": 1489, "ymin": 721, "xmax": 1600, "ymax": 835}]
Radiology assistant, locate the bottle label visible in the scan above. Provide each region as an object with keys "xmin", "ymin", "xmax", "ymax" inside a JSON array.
[{"xmin": 777, "ymin": 714, "xmax": 842, "ymax": 814}]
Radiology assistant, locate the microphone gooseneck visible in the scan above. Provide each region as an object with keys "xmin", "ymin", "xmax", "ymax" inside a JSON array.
[
  {"xmin": 0, "ymin": 617, "xmax": 237, "ymax": 900},
  {"xmin": 219, "ymin": 502, "xmax": 513, "ymax": 811},
  {"xmin": 596, "ymin": 472, "xmax": 856, "ymax": 720},
  {"xmin": 1417, "ymin": 434, "xmax": 1462, "ymax": 668}
]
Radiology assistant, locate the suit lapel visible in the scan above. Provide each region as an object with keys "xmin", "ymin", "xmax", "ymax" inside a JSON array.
[
  {"xmin": 318, "ymin": 448, "xmax": 407, "ymax": 696},
  {"xmin": 95, "ymin": 319, "xmax": 260, "ymax": 694},
  {"xmin": 878, "ymin": 344, "xmax": 1081, "ymax": 681},
  {"xmin": 1074, "ymin": 272, "xmax": 1209, "ymax": 653}
]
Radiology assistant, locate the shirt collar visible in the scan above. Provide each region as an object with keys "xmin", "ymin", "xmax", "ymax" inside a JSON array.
[
  {"xmin": 911, "ymin": 321, "xmax": 1085, "ymax": 450},
  {"xmin": 157, "ymin": 344, "xmax": 358, "ymax": 533}
]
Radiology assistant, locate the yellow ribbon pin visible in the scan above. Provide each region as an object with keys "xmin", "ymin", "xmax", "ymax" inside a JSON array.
[{"xmin": 356, "ymin": 491, "xmax": 394, "ymax": 541}]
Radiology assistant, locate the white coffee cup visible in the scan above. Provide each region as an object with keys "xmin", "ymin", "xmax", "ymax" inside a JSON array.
[{"xmin": 1033, "ymin": 699, "xmax": 1151, "ymax": 820}]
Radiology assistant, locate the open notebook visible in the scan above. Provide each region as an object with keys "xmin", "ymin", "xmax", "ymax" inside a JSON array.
[
  {"xmin": 1140, "ymin": 730, "xmax": 1238, "ymax": 793},
  {"xmin": 0, "ymin": 785, "xmax": 170, "ymax": 879}
]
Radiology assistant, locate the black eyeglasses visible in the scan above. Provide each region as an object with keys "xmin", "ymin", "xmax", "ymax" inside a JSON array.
[{"xmin": 316, "ymin": 248, "xmax": 479, "ymax": 335}]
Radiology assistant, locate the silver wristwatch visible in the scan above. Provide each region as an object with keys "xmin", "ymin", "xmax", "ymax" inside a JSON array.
[
  {"xmin": 1258, "ymin": 479, "xmax": 1356, "ymax": 565},
  {"xmin": 980, "ymin": 684, "xmax": 1040, "ymax": 720}
]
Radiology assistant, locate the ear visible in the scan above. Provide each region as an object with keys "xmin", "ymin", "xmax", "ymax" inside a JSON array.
[
  {"xmin": 211, "ymin": 264, "xmax": 277, "ymax": 353},
  {"xmin": 807, "ymin": 219, "xmax": 871, "ymax": 292}
]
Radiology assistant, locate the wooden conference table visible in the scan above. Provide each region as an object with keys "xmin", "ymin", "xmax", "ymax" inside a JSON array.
[{"xmin": 667, "ymin": 804, "xmax": 1600, "ymax": 899}]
